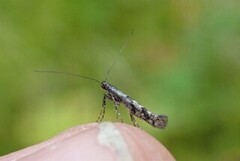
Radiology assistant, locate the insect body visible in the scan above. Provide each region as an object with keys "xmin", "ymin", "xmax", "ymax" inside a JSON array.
[{"xmin": 100, "ymin": 81, "xmax": 168, "ymax": 128}]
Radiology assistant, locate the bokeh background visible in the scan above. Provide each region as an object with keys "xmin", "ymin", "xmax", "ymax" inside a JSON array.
[{"xmin": 0, "ymin": 0, "xmax": 239, "ymax": 160}]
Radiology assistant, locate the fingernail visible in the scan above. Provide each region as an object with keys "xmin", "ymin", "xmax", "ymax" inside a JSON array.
[{"xmin": 97, "ymin": 122, "xmax": 133, "ymax": 161}]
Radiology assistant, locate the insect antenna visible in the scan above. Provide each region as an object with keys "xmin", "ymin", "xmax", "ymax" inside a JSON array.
[
  {"xmin": 104, "ymin": 30, "xmax": 134, "ymax": 81},
  {"xmin": 35, "ymin": 70, "xmax": 100, "ymax": 83}
]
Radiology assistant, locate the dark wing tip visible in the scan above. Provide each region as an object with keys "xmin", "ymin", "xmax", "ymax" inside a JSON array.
[{"xmin": 154, "ymin": 115, "xmax": 168, "ymax": 129}]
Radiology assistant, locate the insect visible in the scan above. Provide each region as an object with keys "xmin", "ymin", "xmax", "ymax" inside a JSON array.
[{"xmin": 36, "ymin": 33, "xmax": 168, "ymax": 129}]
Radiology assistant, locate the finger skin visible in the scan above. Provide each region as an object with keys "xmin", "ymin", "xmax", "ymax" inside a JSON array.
[{"xmin": 0, "ymin": 122, "xmax": 175, "ymax": 161}]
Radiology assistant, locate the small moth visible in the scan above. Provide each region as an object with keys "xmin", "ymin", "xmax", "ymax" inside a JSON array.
[{"xmin": 36, "ymin": 32, "xmax": 168, "ymax": 129}]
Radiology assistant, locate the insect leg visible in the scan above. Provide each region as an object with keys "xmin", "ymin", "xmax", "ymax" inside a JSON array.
[
  {"xmin": 129, "ymin": 113, "xmax": 140, "ymax": 128},
  {"xmin": 96, "ymin": 94, "xmax": 107, "ymax": 122},
  {"xmin": 109, "ymin": 94, "xmax": 123, "ymax": 122}
]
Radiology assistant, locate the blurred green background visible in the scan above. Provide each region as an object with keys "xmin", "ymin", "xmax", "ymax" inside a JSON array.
[{"xmin": 0, "ymin": 0, "xmax": 239, "ymax": 160}]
